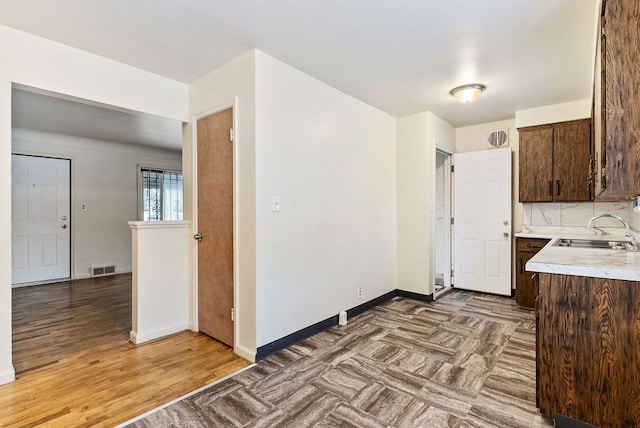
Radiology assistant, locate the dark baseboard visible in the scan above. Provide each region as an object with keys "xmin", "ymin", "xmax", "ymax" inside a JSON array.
[
  {"xmin": 255, "ymin": 288, "xmax": 433, "ymax": 361},
  {"xmin": 396, "ymin": 289, "xmax": 434, "ymax": 302},
  {"xmin": 346, "ymin": 290, "xmax": 398, "ymax": 319},
  {"xmin": 554, "ymin": 414, "xmax": 597, "ymax": 428},
  {"xmin": 255, "ymin": 314, "xmax": 339, "ymax": 360}
]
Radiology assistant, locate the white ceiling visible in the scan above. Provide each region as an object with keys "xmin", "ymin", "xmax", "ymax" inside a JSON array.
[{"xmin": 2, "ymin": 0, "xmax": 598, "ymax": 141}]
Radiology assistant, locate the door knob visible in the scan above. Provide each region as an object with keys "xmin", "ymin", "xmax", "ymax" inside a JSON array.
[
  {"xmin": 503, "ymin": 220, "xmax": 509, "ymax": 226},
  {"xmin": 61, "ymin": 215, "xmax": 67, "ymax": 221},
  {"xmin": 194, "ymin": 233, "xmax": 203, "ymax": 241},
  {"xmin": 61, "ymin": 224, "xmax": 68, "ymax": 229},
  {"xmin": 503, "ymin": 232, "xmax": 509, "ymax": 237}
]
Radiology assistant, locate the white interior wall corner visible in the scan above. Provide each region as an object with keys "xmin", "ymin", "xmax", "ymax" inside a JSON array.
[
  {"xmin": 187, "ymin": 49, "xmax": 257, "ymax": 355},
  {"xmin": 0, "ymin": 23, "xmax": 189, "ymax": 383},
  {"xmin": 254, "ymin": 51, "xmax": 396, "ymax": 346}
]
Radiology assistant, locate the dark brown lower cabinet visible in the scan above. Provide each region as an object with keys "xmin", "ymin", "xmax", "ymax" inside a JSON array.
[
  {"xmin": 515, "ymin": 238, "xmax": 549, "ymax": 309},
  {"xmin": 537, "ymin": 273, "xmax": 640, "ymax": 427}
]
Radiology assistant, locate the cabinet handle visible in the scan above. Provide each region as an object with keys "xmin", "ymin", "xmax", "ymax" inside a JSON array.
[
  {"xmin": 531, "ymin": 273, "xmax": 537, "ymax": 280},
  {"xmin": 548, "ymin": 180, "xmax": 553, "ymax": 196},
  {"xmin": 556, "ymin": 180, "xmax": 560, "ymax": 196}
]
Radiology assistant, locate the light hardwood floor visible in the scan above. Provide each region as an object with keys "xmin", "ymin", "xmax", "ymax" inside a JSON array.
[{"xmin": 1, "ymin": 274, "xmax": 250, "ymax": 427}]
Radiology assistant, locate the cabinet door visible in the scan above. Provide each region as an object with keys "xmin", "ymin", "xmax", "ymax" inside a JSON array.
[
  {"xmin": 515, "ymin": 238, "xmax": 548, "ymax": 309},
  {"xmin": 515, "ymin": 251, "xmax": 538, "ymax": 309},
  {"xmin": 600, "ymin": 0, "xmax": 640, "ymax": 198},
  {"xmin": 553, "ymin": 119, "xmax": 591, "ymax": 201},
  {"xmin": 519, "ymin": 126, "xmax": 554, "ymax": 202},
  {"xmin": 538, "ymin": 273, "xmax": 640, "ymax": 426}
]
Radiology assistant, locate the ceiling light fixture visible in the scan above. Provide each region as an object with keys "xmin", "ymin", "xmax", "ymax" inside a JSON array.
[{"xmin": 450, "ymin": 83, "xmax": 486, "ymax": 103}]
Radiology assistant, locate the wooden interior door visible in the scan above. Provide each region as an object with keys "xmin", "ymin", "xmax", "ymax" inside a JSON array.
[{"xmin": 196, "ymin": 108, "xmax": 234, "ymax": 346}]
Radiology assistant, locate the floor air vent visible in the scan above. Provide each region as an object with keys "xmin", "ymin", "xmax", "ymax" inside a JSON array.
[{"xmin": 90, "ymin": 265, "xmax": 117, "ymax": 277}]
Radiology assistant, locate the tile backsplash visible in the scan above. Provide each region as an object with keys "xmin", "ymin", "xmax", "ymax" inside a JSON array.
[{"xmin": 523, "ymin": 201, "xmax": 640, "ymax": 231}]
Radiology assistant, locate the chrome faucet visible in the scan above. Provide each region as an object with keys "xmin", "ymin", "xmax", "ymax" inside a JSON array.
[{"xmin": 587, "ymin": 214, "xmax": 638, "ymax": 250}]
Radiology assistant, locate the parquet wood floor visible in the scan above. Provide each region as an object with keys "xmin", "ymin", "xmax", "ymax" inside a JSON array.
[
  {"xmin": 1, "ymin": 274, "xmax": 250, "ymax": 427},
  {"xmin": 133, "ymin": 292, "xmax": 553, "ymax": 427}
]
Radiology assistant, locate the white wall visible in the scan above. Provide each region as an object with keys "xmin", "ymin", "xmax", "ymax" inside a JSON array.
[
  {"xmin": 12, "ymin": 128, "xmax": 182, "ymax": 280},
  {"xmin": 515, "ymin": 100, "xmax": 591, "ymax": 128},
  {"xmin": 396, "ymin": 111, "xmax": 455, "ymax": 296},
  {"xmin": 0, "ymin": 24, "xmax": 188, "ymax": 385},
  {"xmin": 254, "ymin": 51, "xmax": 397, "ymax": 347},
  {"xmin": 187, "ymin": 50, "xmax": 256, "ymax": 360}
]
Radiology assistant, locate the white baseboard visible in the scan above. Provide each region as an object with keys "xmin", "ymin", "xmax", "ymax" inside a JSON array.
[
  {"xmin": 130, "ymin": 323, "xmax": 190, "ymax": 345},
  {"xmin": 0, "ymin": 366, "xmax": 16, "ymax": 385},
  {"xmin": 235, "ymin": 343, "xmax": 256, "ymax": 362}
]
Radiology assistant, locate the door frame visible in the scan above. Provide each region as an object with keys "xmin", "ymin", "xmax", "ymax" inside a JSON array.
[
  {"xmin": 191, "ymin": 99, "xmax": 238, "ymax": 351},
  {"xmin": 433, "ymin": 146, "xmax": 453, "ymax": 299},
  {"xmin": 11, "ymin": 152, "xmax": 74, "ymax": 285}
]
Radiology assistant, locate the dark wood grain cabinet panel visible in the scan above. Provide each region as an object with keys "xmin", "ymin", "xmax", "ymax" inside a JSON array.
[
  {"xmin": 515, "ymin": 238, "xmax": 548, "ymax": 309},
  {"xmin": 553, "ymin": 120, "xmax": 592, "ymax": 201},
  {"xmin": 518, "ymin": 119, "xmax": 592, "ymax": 202},
  {"xmin": 537, "ymin": 273, "xmax": 640, "ymax": 427},
  {"xmin": 596, "ymin": 0, "xmax": 640, "ymax": 200},
  {"xmin": 519, "ymin": 126, "xmax": 554, "ymax": 202}
]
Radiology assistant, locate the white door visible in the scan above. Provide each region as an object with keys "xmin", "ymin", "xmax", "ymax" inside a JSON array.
[
  {"xmin": 453, "ymin": 148, "xmax": 511, "ymax": 295},
  {"xmin": 435, "ymin": 150, "xmax": 452, "ymax": 290},
  {"xmin": 12, "ymin": 154, "xmax": 71, "ymax": 285}
]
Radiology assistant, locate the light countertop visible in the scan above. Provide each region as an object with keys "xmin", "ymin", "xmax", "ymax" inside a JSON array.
[{"xmin": 518, "ymin": 226, "xmax": 640, "ymax": 281}]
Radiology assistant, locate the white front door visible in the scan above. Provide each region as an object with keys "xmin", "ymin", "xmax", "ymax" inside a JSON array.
[
  {"xmin": 12, "ymin": 154, "xmax": 71, "ymax": 285},
  {"xmin": 453, "ymin": 148, "xmax": 512, "ymax": 296}
]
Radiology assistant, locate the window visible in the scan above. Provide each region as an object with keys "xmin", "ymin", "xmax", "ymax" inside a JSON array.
[{"xmin": 139, "ymin": 168, "xmax": 183, "ymax": 221}]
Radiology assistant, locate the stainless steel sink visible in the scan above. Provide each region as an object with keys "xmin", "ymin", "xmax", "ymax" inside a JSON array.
[{"xmin": 553, "ymin": 238, "xmax": 629, "ymax": 250}]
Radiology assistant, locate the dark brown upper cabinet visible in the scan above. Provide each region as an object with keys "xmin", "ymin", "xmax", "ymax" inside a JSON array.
[
  {"xmin": 518, "ymin": 119, "xmax": 592, "ymax": 202},
  {"xmin": 594, "ymin": 0, "xmax": 640, "ymax": 200}
]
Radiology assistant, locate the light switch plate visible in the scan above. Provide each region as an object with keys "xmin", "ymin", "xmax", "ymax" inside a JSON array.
[{"xmin": 272, "ymin": 196, "xmax": 280, "ymax": 212}]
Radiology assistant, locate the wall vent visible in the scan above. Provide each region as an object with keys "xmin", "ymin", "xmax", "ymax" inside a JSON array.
[
  {"xmin": 487, "ymin": 128, "xmax": 509, "ymax": 149},
  {"xmin": 90, "ymin": 265, "xmax": 117, "ymax": 277}
]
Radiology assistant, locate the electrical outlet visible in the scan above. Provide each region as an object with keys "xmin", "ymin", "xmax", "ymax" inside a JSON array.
[{"xmin": 357, "ymin": 287, "xmax": 362, "ymax": 299}]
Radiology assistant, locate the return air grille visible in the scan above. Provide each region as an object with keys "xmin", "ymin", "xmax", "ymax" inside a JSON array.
[{"xmin": 90, "ymin": 265, "xmax": 117, "ymax": 277}]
